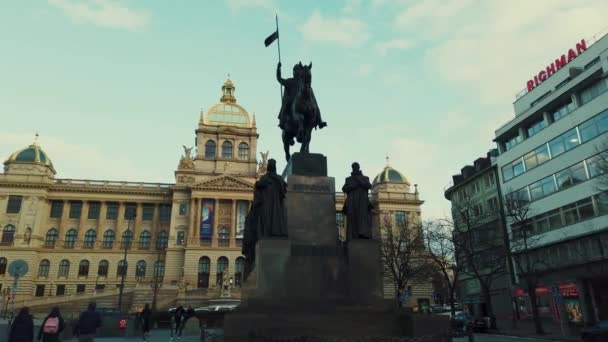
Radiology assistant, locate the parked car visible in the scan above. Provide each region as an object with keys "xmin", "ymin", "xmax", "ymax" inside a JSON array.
[
  {"xmin": 582, "ymin": 320, "xmax": 608, "ymax": 342},
  {"xmin": 196, "ymin": 299, "xmax": 241, "ymax": 313}
]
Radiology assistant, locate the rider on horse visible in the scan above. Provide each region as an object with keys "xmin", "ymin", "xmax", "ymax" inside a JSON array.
[{"xmin": 276, "ymin": 61, "xmax": 327, "ymax": 130}]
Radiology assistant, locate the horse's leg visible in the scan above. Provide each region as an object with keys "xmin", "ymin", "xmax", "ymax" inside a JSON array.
[
  {"xmin": 294, "ymin": 112, "xmax": 305, "ymax": 143},
  {"xmin": 282, "ymin": 131, "xmax": 291, "ymax": 161}
]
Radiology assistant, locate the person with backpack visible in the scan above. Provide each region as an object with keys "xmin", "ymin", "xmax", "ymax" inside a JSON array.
[
  {"xmin": 173, "ymin": 305, "xmax": 185, "ymax": 341},
  {"xmin": 9, "ymin": 307, "xmax": 34, "ymax": 342},
  {"xmin": 140, "ymin": 303, "xmax": 152, "ymax": 341},
  {"xmin": 38, "ymin": 307, "xmax": 65, "ymax": 342}
]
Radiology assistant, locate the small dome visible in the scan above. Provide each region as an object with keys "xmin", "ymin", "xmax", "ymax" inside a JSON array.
[
  {"xmin": 6, "ymin": 144, "xmax": 54, "ymax": 168},
  {"xmin": 373, "ymin": 164, "xmax": 409, "ymax": 186},
  {"xmin": 203, "ymin": 77, "xmax": 251, "ymax": 128}
]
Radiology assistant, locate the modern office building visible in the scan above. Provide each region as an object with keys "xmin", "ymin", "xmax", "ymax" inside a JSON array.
[
  {"xmin": 444, "ymin": 150, "xmax": 513, "ymax": 321},
  {"xmin": 0, "ymin": 78, "xmax": 431, "ymax": 314},
  {"xmin": 494, "ymin": 32, "xmax": 608, "ymax": 326}
]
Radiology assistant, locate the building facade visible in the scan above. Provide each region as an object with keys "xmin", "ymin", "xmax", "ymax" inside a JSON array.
[
  {"xmin": 0, "ymin": 79, "xmax": 431, "ymax": 313},
  {"xmin": 494, "ymin": 32, "xmax": 608, "ymax": 326},
  {"xmin": 445, "ymin": 150, "xmax": 513, "ymax": 321}
]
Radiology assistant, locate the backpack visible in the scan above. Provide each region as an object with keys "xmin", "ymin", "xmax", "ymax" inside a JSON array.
[{"xmin": 43, "ymin": 316, "xmax": 60, "ymax": 334}]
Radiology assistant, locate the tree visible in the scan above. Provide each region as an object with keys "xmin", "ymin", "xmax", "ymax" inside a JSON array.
[
  {"xmin": 379, "ymin": 212, "xmax": 431, "ymax": 300},
  {"xmin": 423, "ymin": 220, "xmax": 459, "ymax": 316},
  {"xmin": 450, "ymin": 195, "xmax": 509, "ymax": 330},
  {"xmin": 504, "ymin": 191, "xmax": 546, "ymax": 335}
]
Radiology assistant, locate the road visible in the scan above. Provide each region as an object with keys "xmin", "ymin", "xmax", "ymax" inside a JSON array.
[{"xmin": 454, "ymin": 334, "xmax": 563, "ymax": 342}]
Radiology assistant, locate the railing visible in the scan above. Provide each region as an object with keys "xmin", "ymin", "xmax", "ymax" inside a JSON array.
[
  {"xmin": 199, "ymin": 238, "xmax": 212, "ymax": 246},
  {"xmin": 53, "ymin": 178, "xmax": 173, "ymax": 190}
]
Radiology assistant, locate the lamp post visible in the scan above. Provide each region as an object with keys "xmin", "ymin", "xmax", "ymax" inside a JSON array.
[{"xmin": 117, "ymin": 211, "xmax": 136, "ymax": 314}]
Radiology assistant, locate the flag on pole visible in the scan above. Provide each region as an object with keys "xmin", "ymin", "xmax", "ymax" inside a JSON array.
[{"xmin": 264, "ymin": 30, "xmax": 279, "ymax": 47}]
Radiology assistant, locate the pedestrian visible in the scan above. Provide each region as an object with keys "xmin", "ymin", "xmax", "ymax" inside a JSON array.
[
  {"xmin": 140, "ymin": 303, "xmax": 152, "ymax": 341},
  {"xmin": 396, "ymin": 289, "xmax": 403, "ymax": 308},
  {"xmin": 170, "ymin": 304, "xmax": 185, "ymax": 341},
  {"xmin": 185, "ymin": 305, "xmax": 195, "ymax": 322},
  {"xmin": 9, "ymin": 307, "xmax": 34, "ymax": 342},
  {"xmin": 38, "ymin": 306, "xmax": 65, "ymax": 342},
  {"xmin": 76, "ymin": 302, "xmax": 102, "ymax": 342}
]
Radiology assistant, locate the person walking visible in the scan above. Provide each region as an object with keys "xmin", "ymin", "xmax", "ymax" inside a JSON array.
[
  {"xmin": 9, "ymin": 307, "xmax": 34, "ymax": 342},
  {"xmin": 76, "ymin": 302, "xmax": 101, "ymax": 342},
  {"xmin": 140, "ymin": 303, "xmax": 152, "ymax": 341},
  {"xmin": 173, "ymin": 305, "xmax": 185, "ymax": 341},
  {"xmin": 38, "ymin": 306, "xmax": 65, "ymax": 342}
]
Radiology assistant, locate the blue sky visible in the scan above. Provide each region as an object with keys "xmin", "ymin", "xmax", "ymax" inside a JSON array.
[{"xmin": 1, "ymin": 0, "xmax": 607, "ymax": 219}]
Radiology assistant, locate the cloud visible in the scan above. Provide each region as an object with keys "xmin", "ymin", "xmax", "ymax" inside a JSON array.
[
  {"xmin": 375, "ymin": 38, "xmax": 414, "ymax": 55},
  {"xmin": 48, "ymin": 0, "xmax": 149, "ymax": 30},
  {"xmin": 392, "ymin": 0, "xmax": 608, "ymax": 104},
  {"xmin": 356, "ymin": 64, "xmax": 373, "ymax": 77},
  {"xmin": 300, "ymin": 10, "xmax": 369, "ymax": 48},
  {"xmin": 225, "ymin": 0, "xmax": 274, "ymax": 11}
]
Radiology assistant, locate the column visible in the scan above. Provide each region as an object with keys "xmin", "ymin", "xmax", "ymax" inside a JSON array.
[
  {"xmin": 78, "ymin": 201, "xmax": 89, "ymax": 236},
  {"xmin": 195, "ymin": 199, "xmax": 202, "ymax": 242},
  {"xmin": 189, "ymin": 198, "xmax": 196, "ymax": 238},
  {"xmin": 213, "ymin": 199, "xmax": 219, "ymax": 247},
  {"xmin": 133, "ymin": 203, "xmax": 142, "ymax": 241},
  {"xmin": 231, "ymin": 200, "xmax": 237, "ymax": 247},
  {"xmin": 152, "ymin": 203, "xmax": 160, "ymax": 242},
  {"xmin": 58, "ymin": 200, "xmax": 69, "ymax": 238},
  {"xmin": 98, "ymin": 201, "xmax": 107, "ymax": 236}
]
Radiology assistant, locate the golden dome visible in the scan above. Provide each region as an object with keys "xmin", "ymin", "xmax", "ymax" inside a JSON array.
[
  {"xmin": 5, "ymin": 141, "xmax": 56, "ymax": 172},
  {"xmin": 373, "ymin": 159, "xmax": 409, "ymax": 186},
  {"xmin": 203, "ymin": 77, "xmax": 251, "ymax": 128}
]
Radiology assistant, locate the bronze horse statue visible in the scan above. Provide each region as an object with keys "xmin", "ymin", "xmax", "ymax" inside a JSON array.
[{"xmin": 280, "ymin": 62, "xmax": 325, "ymax": 161}]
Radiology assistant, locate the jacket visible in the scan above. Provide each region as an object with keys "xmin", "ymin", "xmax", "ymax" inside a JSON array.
[
  {"xmin": 9, "ymin": 313, "xmax": 34, "ymax": 342},
  {"xmin": 77, "ymin": 309, "xmax": 101, "ymax": 335},
  {"xmin": 38, "ymin": 314, "xmax": 65, "ymax": 342}
]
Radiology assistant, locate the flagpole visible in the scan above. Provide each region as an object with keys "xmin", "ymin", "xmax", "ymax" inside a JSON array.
[{"xmin": 276, "ymin": 13, "xmax": 283, "ymax": 98}]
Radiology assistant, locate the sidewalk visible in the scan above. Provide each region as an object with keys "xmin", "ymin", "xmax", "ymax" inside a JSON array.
[
  {"xmin": 96, "ymin": 329, "xmax": 203, "ymax": 341},
  {"xmin": 493, "ymin": 318, "xmax": 581, "ymax": 341}
]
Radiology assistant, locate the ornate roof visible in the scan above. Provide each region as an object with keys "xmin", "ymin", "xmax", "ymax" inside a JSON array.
[
  {"xmin": 373, "ymin": 160, "xmax": 409, "ymax": 186},
  {"xmin": 5, "ymin": 140, "xmax": 55, "ymax": 171},
  {"xmin": 203, "ymin": 77, "xmax": 251, "ymax": 128}
]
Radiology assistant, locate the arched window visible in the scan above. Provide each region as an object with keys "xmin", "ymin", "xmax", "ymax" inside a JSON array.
[
  {"xmin": 117, "ymin": 260, "xmax": 128, "ymax": 276},
  {"xmin": 216, "ymin": 256, "xmax": 229, "ymax": 286},
  {"xmin": 222, "ymin": 141, "xmax": 233, "ymax": 159},
  {"xmin": 235, "ymin": 257, "xmax": 245, "ymax": 288},
  {"xmin": 198, "ymin": 257, "xmax": 210, "ymax": 288},
  {"xmin": 45, "ymin": 228, "xmax": 58, "ymax": 248},
  {"xmin": 78, "ymin": 260, "xmax": 90, "ymax": 277},
  {"xmin": 218, "ymin": 226, "xmax": 230, "ymax": 246},
  {"xmin": 136, "ymin": 260, "xmax": 146, "ymax": 278},
  {"xmin": 156, "ymin": 230, "xmax": 168, "ymax": 250},
  {"xmin": 1, "ymin": 225, "xmax": 15, "ymax": 245},
  {"xmin": 154, "ymin": 260, "xmax": 165, "ymax": 277},
  {"xmin": 38, "ymin": 259, "xmax": 50, "ymax": 277},
  {"xmin": 0, "ymin": 257, "xmax": 7, "ymax": 275},
  {"xmin": 139, "ymin": 231, "xmax": 151, "ymax": 249},
  {"xmin": 205, "ymin": 140, "xmax": 216, "ymax": 160},
  {"xmin": 120, "ymin": 230, "xmax": 133, "ymax": 249},
  {"xmin": 58, "ymin": 259, "xmax": 70, "ymax": 277},
  {"xmin": 98, "ymin": 260, "xmax": 109, "ymax": 276},
  {"xmin": 238, "ymin": 142, "xmax": 249, "ymax": 161},
  {"xmin": 84, "ymin": 229, "xmax": 96, "ymax": 248},
  {"xmin": 64, "ymin": 228, "xmax": 77, "ymax": 248},
  {"xmin": 102, "ymin": 230, "xmax": 115, "ymax": 249}
]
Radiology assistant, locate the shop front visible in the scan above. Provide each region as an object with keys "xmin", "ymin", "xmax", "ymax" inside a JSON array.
[{"xmin": 515, "ymin": 282, "xmax": 583, "ymax": 325}]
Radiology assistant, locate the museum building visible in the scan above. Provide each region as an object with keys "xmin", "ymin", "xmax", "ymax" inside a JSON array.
[{"xmin": 0, "ymin": 78, "xmax": 430, "ymax": 313}]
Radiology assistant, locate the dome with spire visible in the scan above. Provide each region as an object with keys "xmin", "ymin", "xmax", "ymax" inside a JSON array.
[
  {"xmin": 373, "ymin": 158, "xmax": 409, "ymax": 187},
  {"xmin": 5, "ymin": 135, "xmax": 55, "ymax": 173},
  {"xmin": 203, "ymin": 76, "xmax": 251, "ymax": 128}
]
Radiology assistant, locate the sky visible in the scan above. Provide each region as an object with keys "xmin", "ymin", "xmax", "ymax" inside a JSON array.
[{"xmin": 1, "ymin": 0, "xmax": 607, "ymax": 220}]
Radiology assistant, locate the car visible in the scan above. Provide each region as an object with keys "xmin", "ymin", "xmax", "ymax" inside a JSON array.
[
  {"xmin": 581, "ymin": 320, "xmax": 608, "ymax": 342},
  {"xmin": 196, "ymin": 299, "xmax": 241, "ymax": 313}
]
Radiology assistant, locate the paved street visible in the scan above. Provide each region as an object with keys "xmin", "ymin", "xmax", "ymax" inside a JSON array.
[{"xmin": 453, "ymin": 334, "xmax": 562, "ymax": 342}]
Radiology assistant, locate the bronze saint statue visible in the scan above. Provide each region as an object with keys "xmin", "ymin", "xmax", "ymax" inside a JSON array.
[
  {"xmin": 342, "ymin": 162, "xmax": 373, "ymax": 240},
  {"xmin": 276, "ymin": 61, "xmax": 327, "ymax": 161}
]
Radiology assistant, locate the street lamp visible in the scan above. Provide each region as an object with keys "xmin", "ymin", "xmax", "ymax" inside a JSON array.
[{"xmin": 117, "ymin": 210, "xmax": 136, "ymax": 314}]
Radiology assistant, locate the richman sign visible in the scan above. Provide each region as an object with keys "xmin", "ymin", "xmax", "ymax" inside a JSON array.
[{"xmin": 526, "ymin": 39, "xmax": 587, "ymax": 92}]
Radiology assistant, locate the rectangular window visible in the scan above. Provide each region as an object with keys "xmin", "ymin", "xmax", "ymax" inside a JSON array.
[
  {"xmin": 595, "ymin": 193, "xmax": 608, "ymax": 215},
  {"xmin": 56, "ymin": 285, "xmax": 66, "ymax": 296},
  {"xmin": 471, "ymin": 182, "xmax": 479, "ymax": 194},
  {"xmin": 579, "ymin": 119, "xmax": 599, "ymax": 143},
  {"xmin": 580, "ymin": 78, "xmax": 608, "ymax": 105},
  {"xmin": 503, "ymin": 158, "xmax": 525, "ymax": 181},
  {"xmin": 504, "ymin": 134, "xmax": 523, "ymax": 151},
  {"xmin": 76, "ymin": 284, "xmax": 86, "ymax": 294},
  {"xmin": 336, "ymin": 212, "xmax": 345, "ymax": 230},
  {"xmin": 179, "ymin": 203, "xmax": 187, "ymax": 216},
  {"xmin": 50, "ymin": 201, "xmax": 64, "ymax": 218},
  {"xmin": 87, "ymin": 202, "xmax": 100, "ymax": 219},
  {"xmin": 159, "ymin": 204, "xmax": 171, "ymax": 221},
  {"xmin": 487, "ymin": 197, "xmax": 498, "ymax": 212},
  {"xmin": 69, "ymin": 201, "xmax": 82, "ymax": 219},
  {"xmin": 549, "ymin": 128, "xmax": 579, "ymax": 158},
  {"xmin": 527, "ymin": 117, "xmax": 547, "ymax": 137},
  {"xmin": 106, "ymin": 202, "xmax": 118, "ymax": 219},
  {"xmin": 596, "ymin": 110, "xmax": 608, "ymax": 134},
  {"xmin": 586, "ymin": 154, "xmax": 605, "ymax": 178},
  {"xmin": 6, "ymin": 195, "xmax": 23, "ymax": 214},
  {"xmin": 142, "ymin": 204, "xmax": 154, "ymax": 221},
  {"xmin": 124, "ymin": 203, "xmax": 136, "ymax": 219},
  {"xmin": 35, "ymin": 285, "xmax": 45, "ymax": 297},
  {"xmin": 577, "ymin": 198, "xmax": 595, "ymax": 220},
  {"xmin": 563, "ymin": 203, "xmax": 578, "ymax": 225},
  {"xmin": 395, "ymin": 211, "xmax": 407, "ymax": 227},
  {"xmin": 551, "ymin": 100, "xmax": 575, "ymax": 122},
  {"xmin": 529, "ymin": 176, "xmax": 556, "ymax": 201}
]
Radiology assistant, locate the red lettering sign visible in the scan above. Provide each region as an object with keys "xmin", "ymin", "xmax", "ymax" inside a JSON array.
[{"xmin": 525, "ymin": 39, "xmax": 587, "ymax": 92}]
